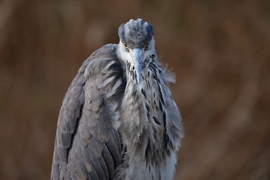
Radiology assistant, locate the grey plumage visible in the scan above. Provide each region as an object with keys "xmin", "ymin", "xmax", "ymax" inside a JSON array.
[
  {"xmin": 118, "ymin": 19, "xmax": 153, "ymax": 48},
  {"xmin": 51, "ymin": 18, "xmax": 183, "ymax": 180}
]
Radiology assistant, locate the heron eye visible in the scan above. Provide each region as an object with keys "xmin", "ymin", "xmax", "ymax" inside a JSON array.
[
  {"xmin": 145, "ymin": 42, "xmax": 149, "ymax": 50},
  {"xmin": 124, "ymin": 43, "xmax": 129, "ymax": 51}
]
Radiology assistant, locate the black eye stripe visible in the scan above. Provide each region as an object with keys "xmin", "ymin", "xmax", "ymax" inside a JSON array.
[
  {"xmin": 123, "ymin": 42, "xmax": 149, "ymax": 51},
  {"xmin": 124, "ymin": 43, "xmax": 129, "ymax": 52},
  {"xmin": 145, "ymin": 42, "xmax": 149, "ymax": 50}
]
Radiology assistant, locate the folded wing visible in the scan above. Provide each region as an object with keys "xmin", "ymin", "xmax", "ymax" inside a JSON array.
[{"xmin": 51, "ymin": 44, "xmax": 125, "ymax": 180}]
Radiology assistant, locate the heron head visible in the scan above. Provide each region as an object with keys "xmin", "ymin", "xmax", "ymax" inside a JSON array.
[{"xmin": 118, "ymin": 18, "xmax": 155, "ymax": 83}]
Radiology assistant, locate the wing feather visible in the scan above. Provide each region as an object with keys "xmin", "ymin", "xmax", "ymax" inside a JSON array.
[
  {"xmin": 90, "ymin": 156, "xmax": 106, "ymax": 180},
  {"xmin": 102, "ymin": 142, "xmax": 117, "ymax": 177},
  {"xmin": 51, "ymin": 44, "xmax": 125, "ymax": 180},
  {"xmin": 88, "ymin": 164, "xmax": 100, "ymax": 180},
  {"xmin": 96, "ymin": 156, "xmax": 110, "ymax": 180}
]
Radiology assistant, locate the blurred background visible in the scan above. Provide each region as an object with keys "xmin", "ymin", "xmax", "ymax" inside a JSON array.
[{"xmin": 0, "ymin": 0, "xmax": 270, "ymax": 179}]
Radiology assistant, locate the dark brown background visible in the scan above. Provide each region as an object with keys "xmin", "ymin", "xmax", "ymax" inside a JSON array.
[{"xmin": 1, "ymin": 0, "xmax": 270, "ymax": 179}]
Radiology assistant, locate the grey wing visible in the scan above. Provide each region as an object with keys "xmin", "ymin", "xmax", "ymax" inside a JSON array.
[{"xmin": 51, "ymin": 44, "xmax": 125, "ymax": 180}]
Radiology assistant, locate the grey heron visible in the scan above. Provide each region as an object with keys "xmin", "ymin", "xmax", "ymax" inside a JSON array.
[{"xmin": 51, "ymin": 18, "xmax": 183, "ymax": 180}]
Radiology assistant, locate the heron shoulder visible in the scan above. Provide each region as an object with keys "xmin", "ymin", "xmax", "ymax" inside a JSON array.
[{"xmin": 51, "ymin": 44, "xmax": 125, "ymax": 180}]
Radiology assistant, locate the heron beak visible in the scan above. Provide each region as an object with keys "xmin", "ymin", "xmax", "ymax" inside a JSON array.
[{"xmin": 131, "ymin": 48, "xmax": 144, "ymax": 83}]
